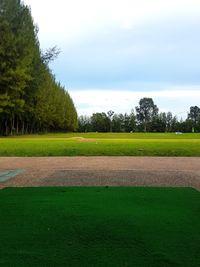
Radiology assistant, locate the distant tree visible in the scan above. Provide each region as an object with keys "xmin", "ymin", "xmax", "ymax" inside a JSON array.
[
  {"xmin": 123, "ymin": 113, "xmax": 130, "ymax": 132},
  {"xmin": 179, "ymin": 119, "xmax": 193, "ymax": 133},
  {"xmin": 166, "ymin": 112, "xmax": 173, "ymax": 132},
  {"xmin": 112, "ymin": 114, "xmax": 122, "ymax": 132},
  {"xmin": 107, "ymin": 110, "xmax": 114, "ymax": 132},
  {"xmin": 188, "ymin": 106, "xmax": 200, "ymax": 126},
  {"xmin": 123, "ymin": 111, "xmax": 136, "ymax": 132},
  {"xmin": 78, "ymin": 115, "xmax": 91, "ymax": 132},
  {"xmin": 171, "ymin": 116, "xmax": 179, "ymax": 132},
  {"xmin": 136, "ymin": 98, "xmax": 158, "ymax": 132},
  {"xmin": 198, "ymin": 119, "xmax": 200, "ymax": 132},
  {"xmin": 91, "ymin": 113, "xmax": 110, "ymax": 132},
  {"xmin": 76, "ymin": 107, "xmax": 200, "ymax": 133},
  {"xmin": 150, "ymin": 112, "xmax": 166, "ymax": 132},
  {"xmin": 129, "ymin": 110, "xmax": 137, "ymax": 132},
  {"xmin": 158, "ymin": 112, "xmax": 167, "ymax": 132}
]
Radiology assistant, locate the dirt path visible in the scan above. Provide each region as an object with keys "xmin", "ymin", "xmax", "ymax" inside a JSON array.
[{"xmin": 0, "ymin": 157, "xmax": 200, "ymax": 190}]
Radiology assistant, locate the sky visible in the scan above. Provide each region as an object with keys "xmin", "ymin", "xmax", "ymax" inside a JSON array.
[{"xmin": 23, "ymin": 0, "xmax": 200, "ymax": 118}]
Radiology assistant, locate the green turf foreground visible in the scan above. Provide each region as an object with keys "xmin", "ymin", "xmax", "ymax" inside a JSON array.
[{"xmin": 0, "ymin": 187, "xmax": 200, "ymax": 267}]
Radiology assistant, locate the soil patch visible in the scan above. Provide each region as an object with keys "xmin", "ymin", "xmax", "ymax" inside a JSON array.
[
  {"xmin": 0, "ymin": 157, "xmax": 200, "ymax": 190},
  {"xmin": 71, "ymin": 137, "xmax": 97, "ymax": 142}
]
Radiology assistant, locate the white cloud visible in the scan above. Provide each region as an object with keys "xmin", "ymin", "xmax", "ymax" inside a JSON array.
[
  {"xmin": 24, "ymin": 0, "xmax": 200, "ymax": 47},
  {"xmin": 23, "ymin": 0, "xmax": 200, "ymax": 118},
  {"xmin": 70, "ymin": 87, "xmax": 200, "ymax": 118}
]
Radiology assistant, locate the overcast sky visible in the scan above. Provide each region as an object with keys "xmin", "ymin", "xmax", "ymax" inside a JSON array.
[{"xmin": 24, "ymin": 0, "xmax": 200, "ymax": 118}]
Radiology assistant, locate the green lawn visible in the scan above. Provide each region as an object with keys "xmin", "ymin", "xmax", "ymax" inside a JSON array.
[
  {"xmin": 0, "ymin": 187, "xmax": 199, "ymax": 267},
  {"xmin": 0, "ymin": 132, "xmax": 200, "ymax": 156}
]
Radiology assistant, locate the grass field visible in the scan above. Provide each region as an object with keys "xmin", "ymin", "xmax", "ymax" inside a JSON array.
[
  {"xmin": 0, "ymin": 187, "xmax": 199, "ymax": 267},
  {"xmin": 0, "ymin": 132, "xmax": 200, "ymax": 156}
]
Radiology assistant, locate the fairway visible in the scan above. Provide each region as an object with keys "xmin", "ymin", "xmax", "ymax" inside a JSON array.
[
  {"xmin": 0, "ymin": 133, "xmax": 200, "ymax": 156},
  {"xmin": 0, "ymin": 187, "xmax": 199, "ymax": 267}
]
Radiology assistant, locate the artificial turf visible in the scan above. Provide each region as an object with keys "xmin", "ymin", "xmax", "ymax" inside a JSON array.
[{"xmin": 0, "ymin": 187, "xmax": 199, "ymax": 266}]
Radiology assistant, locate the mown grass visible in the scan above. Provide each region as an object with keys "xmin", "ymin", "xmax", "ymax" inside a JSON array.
[
  {"xmin": 4, "ymin": 132, "xmax": 200, "ymax": 139},
  {"xmin": 0, "ymin": 187, "xmax": 199, "ymax": 267},
  {"xmin": 0, "ymin": 133, "xmax": 200, "ymax": 156}
]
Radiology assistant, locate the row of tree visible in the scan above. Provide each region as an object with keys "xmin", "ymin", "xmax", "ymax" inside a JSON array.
[
  {"xmin": 0, "ymin": 0, "xmax": 77, "ymax": 136},
  {"xmin": 78, "ymin": 98, "xmax": 200, "ymax": 133}
]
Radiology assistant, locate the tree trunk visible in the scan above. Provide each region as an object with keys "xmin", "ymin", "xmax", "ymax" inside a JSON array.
[
  {"xmin": 5, "ymin": 119, "xmax": 8, "ymax": 136},
  {"xmin": 16, "ymin": 117, "xmax": 19, "ymax": 135},
  {"xmin": 22, "ymin": 120, "xmax": 25, "ymax": 134},
  {"xmin": 144, "ymin": 121, "xmax": 147, "ymax": 132}
]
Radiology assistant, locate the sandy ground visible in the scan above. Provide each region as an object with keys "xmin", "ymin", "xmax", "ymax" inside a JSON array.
[{"xmin": 0, "ymin": 157, "xmax": 200, "ymax": 190}]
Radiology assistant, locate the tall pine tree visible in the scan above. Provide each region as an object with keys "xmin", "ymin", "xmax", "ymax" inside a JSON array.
[{"xmin": 0, "ymin": 0, "xmax": 77, "ymax": 135}]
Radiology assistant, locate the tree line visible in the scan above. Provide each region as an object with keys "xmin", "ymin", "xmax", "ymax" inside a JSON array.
[
  {"xmin": 78, "ymin": 98, "xmax": 200, "ymax": 133},
  {"xmin": 0, "ymin": 0, "xmax": 77, "ymax": 136}
]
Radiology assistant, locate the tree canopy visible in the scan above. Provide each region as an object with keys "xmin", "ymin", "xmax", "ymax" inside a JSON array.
[
  {"xmin": 136, "ymin": 98, "xmax": 158, "ymax": 132},
  {"xmin": 78, "ymin": 100, "xmax": 200, "ymax": 133},
  {"xmin": 0, "ymin": 0, "xmax": 77, "ymax": 135}
]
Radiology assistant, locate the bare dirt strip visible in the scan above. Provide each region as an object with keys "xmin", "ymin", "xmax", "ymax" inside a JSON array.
[{"xmin": 0, "ymin": 157, "xmax": 200, "ymax": 190}]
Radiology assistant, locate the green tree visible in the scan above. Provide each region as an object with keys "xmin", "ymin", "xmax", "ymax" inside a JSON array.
[
  {"xmin": 136, "ymin": 98, "xmax": 158, "ymax": 132},
  {"xmin": 0, "ymin": 0, "xmax": 78, "ymax": 135},
  {"xmin": 91, "ymin": 113, "xmax": 110, "ymax": 132},
  {"xmin": 0, "ymin": 0, "xmax": 36, "ymax": 134},
  {"xmin": 188, "ymin": 106, "xmax": 200, "ymax": 132},
  {"xmin": 188, "ymin": 106, "xmax": 200, "ymax": 124},
  {"xmin": 78, "ymin": 115, "xmax": 91, "ymax": 132},
  {"xmin": 107, "ymin": 110, "xmax": 114, "ymax": 132}
]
